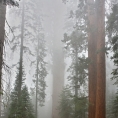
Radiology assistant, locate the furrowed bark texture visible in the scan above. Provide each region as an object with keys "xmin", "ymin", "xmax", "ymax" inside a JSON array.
[
  {"xmin": 87, "ymin": 0, "xmax": 97, "ymax": 118},
  {"xmin": 0, "ymin": 3, "xmax": 6, "ymax": 118},
  {"xmin": 95, "ymin": 0, "xmax": 106, "ymax": 118}
]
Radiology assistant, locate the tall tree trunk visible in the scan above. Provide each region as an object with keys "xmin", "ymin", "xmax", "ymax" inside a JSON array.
[
  {"xmin": 52, "ymin": 38, "xmax": 64, "ymax": 118},
  {"xmin": 35, "ymin": 37, "xmax": 39, "ymax": 118},
  {"xmin": 75, "ymin": 48, "xmax": 78, "ymax": 97},
  {"xmin": 95, "ymin": 0, "xmax": 106, "ymax": 118},
  {"xmin": 51, "ymin": 1, "xmax": 65, "ymax": 118},
  {"xmin": 0, "ymin": 3, "xmax": 6, "ymax": 118},
  {"xmin": 87, "ymin": 0, "xmax": 97, "ymax": 118},
  {"xmin": 18, "ymin": 0, "xmax": 25, "ymax": 99},
  {"xmin": 75, "ymin": 48, "xmax": 78, "ymax": 118}
]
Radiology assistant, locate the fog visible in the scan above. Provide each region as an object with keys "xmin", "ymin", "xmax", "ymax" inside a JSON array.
[{"xmin": 0, "ymin": 0, "xmax": 117, "ymax": 118}]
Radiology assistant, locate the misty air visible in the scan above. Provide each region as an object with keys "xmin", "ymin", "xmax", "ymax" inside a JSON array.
[{"xmin": 0, "ymin": 0, "xmax": 117, "ymax": 118}]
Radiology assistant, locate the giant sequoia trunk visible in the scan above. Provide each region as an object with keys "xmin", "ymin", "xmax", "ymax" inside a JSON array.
[
  {"xmin": 18, "ymin": 0, "xmax": 25, "ymax": 99},
  {"xmin": 95, "ymin": 0, "xmax": 106, "ymax": 118},
  {"xmin": 87, "ymin": 0, "xmax": 97, "ymax": 118},
  {"xmin": 52, "ymin": 33, "xmax": 64, "ymax": 118},
  {"xmin": 0, "ymin": 3, "xmax": 6, "ymax": 118},
  {"xmin": 52, "ymin": 2, "xmax": 65, "ymax": 118},
  {"xmin": 52, "ymin": 49, "xmax": 64, "ymax": 118}
]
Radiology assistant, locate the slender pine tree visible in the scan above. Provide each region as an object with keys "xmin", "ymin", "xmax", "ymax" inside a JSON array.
[
  {"xmin": 60, "ymin": 26, "xmax": 88, "ymax": 118},
  {"xmin": 8, "ymin": 65, "xmax": 35, "ymax": 118}
]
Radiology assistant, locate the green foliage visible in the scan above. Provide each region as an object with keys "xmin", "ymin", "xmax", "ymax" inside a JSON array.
[
  {"xmin": 67, "ymin": 55, "xmax": 88, "ymax": 87},
  {"xmin": 1, "ymin": 0, "xmax": 19, "ymax": 6},
  {"xmin": 59, "ymin": 88, "xmax": 74, "ymax": 118},
  {"xmin": 63, "ymin": 30, "xmax": 87, "ymax": 52},
  {"xmin": 106, "ymin": 92, "xmax": 118, "ymax": 118},
  {"xmin": 8, "ymin": 67, "xmax": 22, "ymax": 118},
  {"xmin": 10, "ymin": 0, "xmax": 36, "ymax": 56},
  {"xmin": 32, "ymin": 37, "xmax": 48, "ymax": 106},
  {"xmin": 62, "ymin": 28, "xmax": 88, "ymax": 92},
  {"xmin": 59, "ymin": 1, "xmax": 88, "ymax": 117},
  {"xmin": 8, "ymin": 65, "xmax": 35, "ymax": 118},
  {"xmin": 20, "ymin": 85, "xmax": 35, "ymax": 118},
  {"xmin": 60, "ymin": 11, "xmax": 88, "ymax": 118},
  {"xmin": 59, "ymin": 87, "xmax": 88, "ymax": 118},
  {"xmin": 112, "ymin": 94, "xmax": 118, "ymax": 117},
  {"xmin": 106, "ymin": 95, "xmax": 115, "ymax": 118},
  {"xmin": 108, "ymin": 3, "xmax": 118, "ymax": 116},
  {"xmin": 9, "ymin": 85, "xmax": 35, "ymax": 118},
  {"xmin": 110, "ymin": 36, "xmax": 118, "ymax": 84},
  {"xmin": 111, "ymin": 36, "xmax": 118, "ymax": 52},
  {"xmin": 107, "ymin": 2, "xmax": 118, "ymax": 85},
  {"xmin": 74, "ymin": 96, "xmax": 87, "ymax": 118},
  {"xmin": 107, "ymin": 3, "xmax": 118, "ymax": 38},
  {"xmin": 10, "ymin": 0, "xmax": 47, "ymax": 108}
]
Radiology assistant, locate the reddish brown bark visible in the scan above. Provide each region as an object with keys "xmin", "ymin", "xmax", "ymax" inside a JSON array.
[
  {"xmin": 95, "ymin": 0, "xmax": 106, "ymax": 118},
  {"xmin": 87, "ymin": 0, "xmax": 97, "ymax": 118}
]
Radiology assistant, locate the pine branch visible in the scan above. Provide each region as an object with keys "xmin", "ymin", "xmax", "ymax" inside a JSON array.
[{"xmin": 5, "ymin": 19, "xmax": 15, "ymax": 38}]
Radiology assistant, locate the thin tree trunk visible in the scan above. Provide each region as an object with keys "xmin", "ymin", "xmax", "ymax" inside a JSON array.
[
  {"xmin": 95, "ymin": 0, "xmax": 106, "ymax": 118},
  {"xmin": 18, "ymin": 0, "xmax": 25, "ymax": 99},
  {"xmin": 75, "ymin": 48, "xmax": 78, "ymax": 118},
  {"xmin": 87, "ymin": 0, "xmax": 97, "ymax": 118},
  {"xmin": 35, "ymin": 37, "xmax": 39, "ymax": 118},
  {"xmin": 35, "ymin": 62, "xmax": 38, "ymax": 118},
  {"xmin": 0, "ymin": 3, "xmax": 6, "ymax": 118},
  {"xmin": 75, "ymin": 48, "xmax": 78, "ymax": 97}
]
